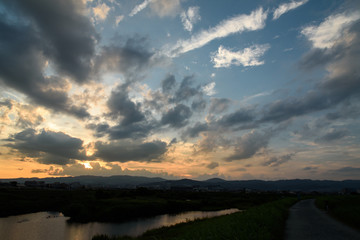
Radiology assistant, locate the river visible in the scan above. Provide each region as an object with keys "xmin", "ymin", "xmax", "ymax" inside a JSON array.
[{"xmin": 0, "ymin": 209, "xmax": 239, "ymax": 240}]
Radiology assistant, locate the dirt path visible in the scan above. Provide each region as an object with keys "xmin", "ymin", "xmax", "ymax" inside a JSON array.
[{"xmin": 285, "ymin": 199, "xmax": 360, "ymax": 240}]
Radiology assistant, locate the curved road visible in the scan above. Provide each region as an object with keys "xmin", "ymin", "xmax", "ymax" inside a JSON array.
[{"xmin": 285, "ymin": 199, "xmax": 360, "ymax": 240}]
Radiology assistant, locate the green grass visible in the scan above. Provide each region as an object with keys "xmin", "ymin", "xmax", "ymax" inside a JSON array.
[
  {"xmin": 93, "ymin": 197, "xmax": 297, "ymax": 240},
  {"xmin": 315, "ymin": 195, "xmax": 360, "ymax": 231}
]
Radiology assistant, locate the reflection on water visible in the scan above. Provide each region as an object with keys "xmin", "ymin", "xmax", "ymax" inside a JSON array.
[{"xmin": 0, "ymin": 209, "xmax": 239, "ymax": 240}]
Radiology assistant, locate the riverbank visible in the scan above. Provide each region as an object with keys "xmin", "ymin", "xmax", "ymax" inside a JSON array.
[
  {"xmin": 93, "ymin": 198, "xmax": 297, "ymax": 240},
  {"xmin": 0, "ymin": 188, "xmax": 286, "ymax": 222}
]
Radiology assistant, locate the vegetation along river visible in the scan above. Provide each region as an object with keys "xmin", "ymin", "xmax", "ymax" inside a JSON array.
[{"xmin": 0, "ymin": 209, "xmax": 239, "ymax": 240}]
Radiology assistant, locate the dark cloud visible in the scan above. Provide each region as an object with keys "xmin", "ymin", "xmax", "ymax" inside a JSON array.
[
  {"xmin": 182, "ymin": 122, "xmax": 208, "ymax": 139},
  {"xmin": 96, "ymin": 36, "xmax": 154, "ymax": 79},
  {"xmin": 5, "ymin": 128, "xmax": 87, "ymax": 165},
  {"xmin": 107, "ymin": 84, "xmax": 145, "ymax": 125},
  {"xmin": 7, "ymin": 0, "xmax": 97, "ymax": 83},
  {"xmin": 173, "ymin": 75, "xmax": 201, "ymax": 102},
  {"xmin": 161, "ymin": 104, "xmax": 192, "ymax": 128},
  {"xmin": 209, "ymin": 98, "xmax": 231, "ymax": 114},
  {"xmin": 303, "ymin": 166, "xmax": 318, "ymax": 171},
  {"xmin": 0, "ymin": 1, "xmax": 93, "ymax": 118},
  {"xmin": 206, "ymin": 161, "xmax": 219, "ymax": 169},
  {"xmin": 225, "ymin": 130, "xmax": 272, "ymax": 161},
  {"xmin": 191, "ymin": 98, "xmax": 207, "ymax": 111},
  {"xmin": 107, "ymin": 122, "xmax": 156, "ymax": 140},
  {"xmin": 217, "ymin": 108, "xmax": 255, "ymax": 127},
  {"xmin": 261, "ymin": 20, "xmax": 360, "ymax": 123},
  {"xmin": 86, "ymin": 123, "xmax": 110, "ymax": 138},
  {"xmin": 262, "ymin": 153, "xmax": 295, "ymax": 167},
  {"xmin": 95, "ymin": 140, "xmax": 168, "ymax": 162},
  {"xmin": 316, "ymin": 128, "xmax": 349, "ymax": 143},
  {"xmin": 162, "ymin": 74, "xmax": 176, "ymax": 93}
]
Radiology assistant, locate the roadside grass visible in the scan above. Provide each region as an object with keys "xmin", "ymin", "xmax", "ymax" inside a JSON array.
[
  {"xmin": 93, "ymin": 197, "xmax": 297, "ymax": 240},
  {"xmin": 315, "ymin": 195, "xmax": 360, "ymax": 231}
]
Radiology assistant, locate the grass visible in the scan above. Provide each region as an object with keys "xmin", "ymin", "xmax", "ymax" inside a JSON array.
[
  {"xmin": 315, "ymin": 194, "xmax": 360, "ymax": 231},
  {"xmin": 93, "ymin": 197, "xmax": 297, "ymax": 240}
]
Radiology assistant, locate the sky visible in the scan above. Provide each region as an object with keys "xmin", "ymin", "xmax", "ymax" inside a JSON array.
[{"xmin": 0, "ymin": 0, "xmax": 360, "ymax": 180}]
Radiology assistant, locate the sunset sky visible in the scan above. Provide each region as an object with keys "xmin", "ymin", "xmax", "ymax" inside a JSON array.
[{"xmin": 1, "ymin": 0, "xmax": 359, "ymax": 180}]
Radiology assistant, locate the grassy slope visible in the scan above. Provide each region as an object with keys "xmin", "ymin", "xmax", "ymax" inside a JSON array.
[
  {"xmin": 315, "ymin": 195, "xmax": 360, "ymax": 231},
  {"xmin": 93, "ymin": 198, "xmax": 297, "ymax": 240}
]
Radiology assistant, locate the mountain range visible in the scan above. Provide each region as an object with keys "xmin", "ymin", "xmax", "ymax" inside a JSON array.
[{"xmin": 1, "ymin": 175, "xmax": 359, "ymax": 192}]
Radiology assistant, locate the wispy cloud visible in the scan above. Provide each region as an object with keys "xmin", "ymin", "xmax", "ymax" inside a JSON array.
[
  {"xmin": 273, "ymin": 0, "xmax": 308, "ymax": 20},
  {"xmin": 164, "ymin": 7, "xmax": 268, "ymax": 57},
  {"xmin": 301, "ymin": 11, "xmax": 360, "ymax": 49},
  {"xmin": 129, "ymin": 0, "xmax": 152, "ymax": 17},
  {"xmin": 181, "ymin": 6, "xmax": 201, "ymax": 32},
  {"xmin": 115, "ymin": 15, "xmax": 124, "ymax": 26},
  {"xmin": 211, "ymin": 44, "xmax": 270, "ymax": 68}
]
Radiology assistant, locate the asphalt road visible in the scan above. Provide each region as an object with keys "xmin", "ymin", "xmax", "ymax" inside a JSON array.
[{"xmin": 285, "ymin": 199, "xmax": 360, "ymax": 240}]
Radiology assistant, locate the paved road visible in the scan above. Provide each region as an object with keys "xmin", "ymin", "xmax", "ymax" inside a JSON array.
[{"xmin": 285, "ymin": 199, "xmax": 360, "ymax": 240}]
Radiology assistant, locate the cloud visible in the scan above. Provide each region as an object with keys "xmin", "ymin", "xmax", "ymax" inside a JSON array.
[
  {"xmin": 328, "ymin": 167, "xmax": 360, "ymax": 179},
  {"xmin": 206, "ymin": 161, "xmax": 219, "ymax": 169},
  {"xmin": 303, "ymin": 166, "xmax": 318, "ymax": 171},
  {"xmin": 217, "ymin": 108, "xmax": 255, "ymax": 128},
  {"xmin": 31, "ymin": 169, "xmax": 49, "ymax": 173},
  {"xmin": 115, "ymin": 15, "xmax": 124, "ymax": 25},
  {"xmin": 161, "ymin": 74, "xmax": 176, "ymax": 93},
  {"xmin": 262, "ymin": 153, "xmax": 295, "ymax": 167},
  {"xmin": 225, "ymin": 130, "xmax": 272, "ymax": 161},
  {"xmin": 93, "ymin": 3, "xmax": 111, "ymax": 21},
  {"xmin": 94, "ymin": 140, "xmax": 167, "ymax": 162},
  {"xmin": 161, "ymin": 104, "xmax": 192, "ymax": 128},
  {"xmin": 0, "ymin": 99, "xmax": 44, "ymax": 128},
  {"xmin": 109, "ymin": 122, "xmax": 155, "ymax": 140},
  {"xmin": 9, "ymin": 0, "xmax": 97, "ymax": 83},
  {"xmin": 129, "ymin": 0, "xmax": 152, "ymax": 17},
  {"xmin": 211, "ymin": 44, "xmax": 270, "ymax": 68},
  {"xmin": 209, "ymin": 98, "xmax": 231, "ymax": 114},
  {"xmin": 316, "ymin": 128, "xmax": 349, "ymax": 143},
  {"xmin": 6, "ymin": 128, "xmax": 87, "ymax": 165},
  {"xmin": 273, "ymin": 0, "xmax": 308, "ymax": 20},
  {"xmin": 202, "ymin": 82, "xmax": 216, "ymax": 96},
  {"xmin": 129, "ymin": 0, "xmax": 180, "ymax": 18},
  {"xmin": 149, "ymin": 0, "xmax": 181, "ymax": 18},
  {"xmin": 301, "ymin": 11, "xmax": 360, "ymax": 49},
  {"xmin": 0, "ymin": 0, "xmax": 96, "ymax": 118},
  {"xmin": 173, "ymin": 75, "xmax": 201, "ymax": 102},
  {"xmin": 107, "ymin": 84, "xmax": 145, "ymax": 125},
  {"xmin": 262, "ymin": 14, "xmax": 360, "ymax": 123},
  {"xmin": 191, "ymin": 98, "xmax": 207, "ymax": 112},
  {"xmin": 181, "ymin": 6, "xmax": 201, "ymax": 32},
  {"xmin": 182, "ymin": 122, "xmax": 208, "ymax": 139},
  {"xmin": 165, "ymin": 7, "xmax": 267, "ymax": 57},
  {"xmin": 49, "ymin": 162, "xmax": 177, "ymax": 179},
  {"xmin": 96, "ymin": 36, "xmax": 154, "ymax": 78}
]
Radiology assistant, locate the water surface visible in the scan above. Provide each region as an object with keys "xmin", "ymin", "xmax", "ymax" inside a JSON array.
[{"xmin": 0, "ymin": 209, "xmax": 239, "ymax": 240}]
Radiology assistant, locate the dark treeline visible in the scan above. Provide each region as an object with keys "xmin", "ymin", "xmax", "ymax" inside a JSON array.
[{"xmin": 0, "ymin": 188, "xmax": 288, "ymax": 222}]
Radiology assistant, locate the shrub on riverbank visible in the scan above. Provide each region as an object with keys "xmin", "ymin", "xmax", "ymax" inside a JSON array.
[
  {"xmin": 93, "ymin": 197, "xmax": 297, "ymax": 240},
  {"xmin": 315, "ymin": 195, "xmax": 360, "ymax": 231}
]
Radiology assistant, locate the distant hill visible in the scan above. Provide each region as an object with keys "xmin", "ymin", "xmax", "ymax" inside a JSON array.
[
  {"xmin": 1, "ymin": 175, "xmax": 359, "ymax": 192},
  {"xmin": 0, "ymin": 175, "xmax": 166, "ymax": 188}
]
